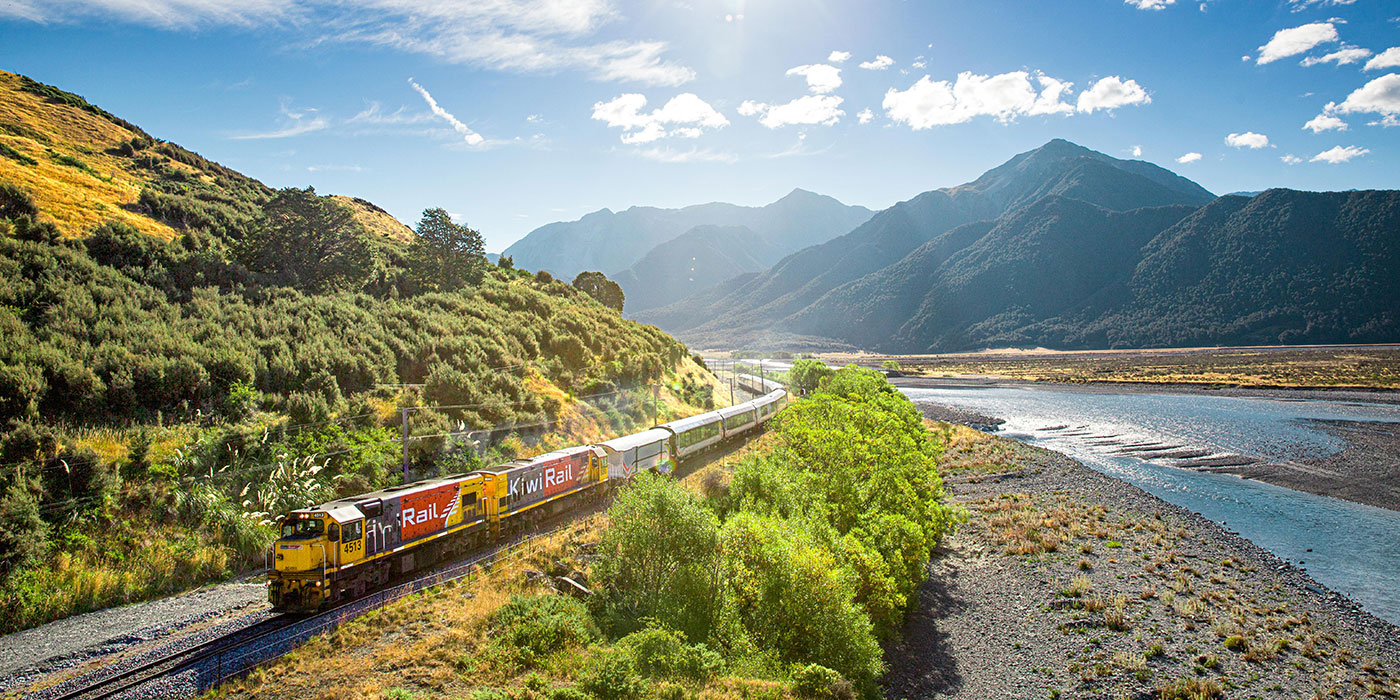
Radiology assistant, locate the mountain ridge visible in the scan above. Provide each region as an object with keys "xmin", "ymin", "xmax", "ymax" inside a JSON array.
[{"xmin": 502, "ymin": 188, "xmax": 874, "ymax": 282}]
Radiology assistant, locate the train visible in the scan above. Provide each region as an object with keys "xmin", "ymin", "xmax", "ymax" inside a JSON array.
[{"xmin": 267, "ymin": 376, "xmax": 787, "ymax": 612}]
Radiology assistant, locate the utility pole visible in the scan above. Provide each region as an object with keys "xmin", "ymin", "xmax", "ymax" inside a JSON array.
[
  {"xmin": 652, "ymin": 383, "xmax": 659, "ymax": 427},
  {"xmin": 400, "ymin": 406, "xmax": 416, "ymax": 483}
]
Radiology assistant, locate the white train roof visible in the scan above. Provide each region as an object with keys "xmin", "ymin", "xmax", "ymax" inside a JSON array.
[{"xmin": 596, "ymin": 427, "xmax": 672, "ymax": 452}]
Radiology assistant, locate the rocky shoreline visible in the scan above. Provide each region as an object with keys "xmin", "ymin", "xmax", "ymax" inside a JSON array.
[{"xmin": 884, "ymin": 430, "xmax": 1400, "ymax": 698}]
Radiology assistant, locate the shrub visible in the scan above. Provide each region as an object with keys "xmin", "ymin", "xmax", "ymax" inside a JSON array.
[
  {"xmin": 0, "ymin": 183, "xmax": 39, "ymax": 221},
  {"xmin": 579, "ymin": 648, "xmax": 646, "ymax": 700},
  {"xmin": 0, "ymin": 484, "xmax": 48, "ymax": 577},
  {"xmin": 492, "ymin": 594, "xmax": 598, "ymax": 658},
  {"xmin": 595, "ymin": 473, "xmax": 722, "ymax": 642},
  {"xmin": 618, "ymin": 625, "xmax": 723, "ymax": 680},
  {"xmin": 792, "ymin": 664, "xmax": 855, "ymax": 700}
]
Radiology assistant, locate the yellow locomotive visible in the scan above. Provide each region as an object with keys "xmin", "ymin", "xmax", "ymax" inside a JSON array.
[{"xmin": 269, "ymin": 380, "xmax": 787, "ymax": 612}]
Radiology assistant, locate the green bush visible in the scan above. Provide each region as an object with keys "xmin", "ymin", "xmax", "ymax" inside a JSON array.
[
  {"xmin": 0, "ymin": 484, "xmax": 48, "ymax": 577},
  {"xmin": 595, "ymin": 473, "xmax": 722, "ymax": 642},
  {"xmin": 618, "ymin": 625, "xmax": 723, "ymax": 680},
  {"xmin": 0, "ymin": 183, "xmax": 38, "ymax": 221},
  {"xmin": 579, "ymin": 648, "xmax": 647, "ymax": 700},
  {"xmin": 492, "ymin": 594, "xmax": 598, "ymax": 658},
  {"xmin": 791, "ymin": 664, "xmax": 854, "ymax": 700}
]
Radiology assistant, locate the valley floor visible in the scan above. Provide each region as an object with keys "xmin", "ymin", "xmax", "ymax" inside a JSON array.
[{"xmin": 884, "ymin": 426, "xmax": 1400, "ymax": 699}]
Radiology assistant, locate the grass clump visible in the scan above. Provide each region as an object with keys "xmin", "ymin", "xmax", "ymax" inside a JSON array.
[{"xmin": 1157, "ymin": 676, "xmax": 1222, "ymax": 700}]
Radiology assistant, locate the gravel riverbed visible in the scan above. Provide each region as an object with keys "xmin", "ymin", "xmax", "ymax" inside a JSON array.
[{"xmin": 884, "ymin": 430, "xmax": 1400, "ymax": 699}]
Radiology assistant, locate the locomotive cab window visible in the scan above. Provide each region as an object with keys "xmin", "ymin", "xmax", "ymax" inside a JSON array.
[
  {"xmin": 328, "ymin": 523, "xmax": 341, "ymax": 542},
  {"xmin": 281, "ymin": 519, "xmax": 324, "ymax": 538},
  {"xmin": 344, "ymin": 520, "xmax": 363, "ymax": 542},
  {"xmin": 462, "ymin": 492, "xmax": 478, "ymax": 509}
]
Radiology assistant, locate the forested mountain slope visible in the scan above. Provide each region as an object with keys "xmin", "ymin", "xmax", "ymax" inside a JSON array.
[
  {"xmin": 639, "ymin": 139, "xmax": 1216, "ymax": 346},
  {"xmin": 0, "ymin": 70, "xmax": 717, "ymax": 633},
  {"xmin": 612, "ymin": 224, "xmax": 775, "ymax": 312},
  {"xmin": 502, "ymin": 188, "xmax": 872, "ymax": 281}
]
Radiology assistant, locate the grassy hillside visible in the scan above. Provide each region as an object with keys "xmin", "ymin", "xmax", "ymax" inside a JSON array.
[{"xmin": 0, "ymin": 71, "xmax": 718, "ymax": 633}]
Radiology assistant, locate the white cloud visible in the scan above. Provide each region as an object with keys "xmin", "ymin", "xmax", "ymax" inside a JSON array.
[
  {"xmin": 739, "ymin": 95, "xmax": 845, "ymax": 128},
  {"xmin": 827, "ymin": 50, "xmax": 851, "ymax": 64},
  {"xmin": 231, "ymin": 100, "xmax": 329, "ymax": 139},
  {"xmin": 1125, "ymin": 0, "xmax": 1177, "ymax": 9},
  {"xmin": 1310, "ymin": 145, "xmax": 1369, "ymax": 163},
  {"xmin": 2, "ymin": 0, "xmax": 695, "ymax": 86},
  {"xmin": 306, "ymin": 164, "xmax": 364, "ymax": 172},
  {"xmin": 856, "ymin": 108, "xmax": 874, "ymax": 124},
  {"xmin": 859, "ymin": 55, "xmax": 895, "ymax": 70},
  {"xmin": 1176, "ymin": 152, "xmax": 1203, "ymax": 163},
  {"xmin": 1334, "ymin": 74, "xmax": 1400, "ymax": 117},
  {"xmin": 1225, "ymin": 131, "xmax": 1270, "ymax": 149},
  {"xmin": 1300, "ymin": 46, "xmax": 1372, "ymax": 66},
  {"xmin": 408, "ymin": 78, "xmax": 484, "ymax": 145},
  {"xmin": 1281, "ymin": 154, "xmax": 1303, "ymax": 164},
  {"xmin": 346, "ymin": 101, "xmax": 434, "ymax": 127},
  {"xmin": 1303, "ymin": 108, "xmax": 1348, "ymax": 132},
  {"xmin": 633, "ymin": 146, "xmax": 737, "ymax": 163},
  {"xmin": 1131, "ymin": 145, "xmax": 1143, "ymax": 157},
  {"xmin": 592, "ymin": 92, "xmax": 728, "ymax": 143},
  {"xmin": 786, "ymin": 64, "xmax": 842, "ymax": 94},
  {"xmin": 1075, "ymin": 76, "xmax": 1151, "ymax": 113},
  {"xmin": 881, "ymin": 71, "xmax": 1079, "ymax": 129},
  {"xmin": 1365, "ymin": 48, "xmax": 1400, "ymax": 71},
  {"xmin": 1288, "ymin": 0, "xmax": 1356, "ymax": 10},
  {"xmin": 1256, "ymin": 22, "xmax": 1339, "ymax": 65}
]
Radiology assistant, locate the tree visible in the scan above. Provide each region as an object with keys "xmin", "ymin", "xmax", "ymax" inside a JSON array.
[
  {"xmin": 788, "ymin": 359, "xmax": 834, "ymax": 394},
  {"xmin": 0, "ymin": 483, "xmax": 47, "ymax": 578},
  {"xmin": 241, "ymin": 187, "xmax": 374, "ymax": 292},
  {"xmin": 572, "ymin": 271, "xmax": 625, "ymax": 312},
  {"xmin": 595, "ymin": 473, "xmax": 723, "ymax": 641},
  {"xmin": 411, "ymin": 207, "xmax": 486, "ymax": 291}
]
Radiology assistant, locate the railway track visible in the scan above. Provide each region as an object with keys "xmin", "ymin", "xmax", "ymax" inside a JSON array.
[
  {"xmin": 32, "ymin": 506, "xmax": 607, "ymax": 700},
  {"xmin": 45, "ymin": 613, "xmax": 299, "ymax": 700}
]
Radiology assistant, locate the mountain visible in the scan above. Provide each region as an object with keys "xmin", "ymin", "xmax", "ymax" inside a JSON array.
[
  {"xmin": 612, "ymin": 225, "xmax": 776, "ymax": 312},
  {"xmin": 1095, "ymin": 189, "xmax": 1400, "ymax": 348},
  {"xmin": 501, "ymin": 188, "xmax": 873, "ymax": 281},
  {"xmin": 639, "ymin": 139, "xmax": 1217, "ymax": 347}
]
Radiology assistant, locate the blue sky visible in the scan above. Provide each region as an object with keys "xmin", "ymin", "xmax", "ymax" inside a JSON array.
[{"xmin": 2, "ymin": 0, "xmax": 1397, "ymax": 252}]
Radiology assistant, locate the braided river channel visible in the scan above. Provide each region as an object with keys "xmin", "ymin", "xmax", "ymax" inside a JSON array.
[{"xmin": 900, "ymin": 385, "xmax": 1400, "ymax": 626}]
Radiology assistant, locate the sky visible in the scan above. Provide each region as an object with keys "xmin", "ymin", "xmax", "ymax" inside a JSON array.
[{"xmin": 2, "ymin": 0, "xmax": 1398, "ymax": 252}]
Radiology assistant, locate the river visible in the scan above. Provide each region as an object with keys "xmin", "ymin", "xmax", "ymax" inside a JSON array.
[{"xmin": 899, "ymin": 384, "xmax": 1400, "ymax": 627}]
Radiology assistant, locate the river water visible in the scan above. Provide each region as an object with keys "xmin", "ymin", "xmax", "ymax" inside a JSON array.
[{"xmin": 900, "ymin": 385, "xmax": 1400, "ymax": 627}]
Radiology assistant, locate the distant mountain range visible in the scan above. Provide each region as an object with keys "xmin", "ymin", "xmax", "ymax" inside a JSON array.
[
  {"xmin": 501, "ymin": 189, "xmax": 873, "ymax": 303},
  {"xmin": 632, "ymin": 139, "xmax": 1399, "ymax": 352}
]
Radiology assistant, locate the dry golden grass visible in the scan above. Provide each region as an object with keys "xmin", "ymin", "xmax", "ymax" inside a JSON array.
[
  {"xmin": 329, "ymin": 195, "xmax": 415, "ymax": 243},
  {"xmin": 931, "ymin": 422, "xmax": 1020, "ymax": 477},
  {"xmin": 0, "ymin": 70, "xmax": 176, "ymax": 239}
]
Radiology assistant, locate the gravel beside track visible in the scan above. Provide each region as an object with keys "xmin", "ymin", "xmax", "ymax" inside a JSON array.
[
  {"xmin": 0, "ymin": 576, "xmax": 268, "ymax": 693},
  {"xmin": 883, "ymin": 435, "xmax": 1400, "ymax": 699}
]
